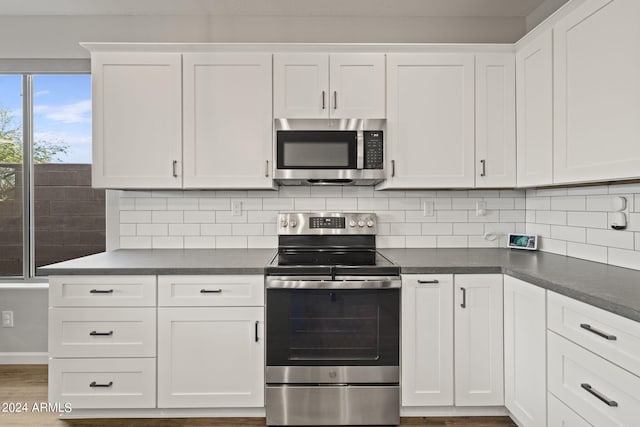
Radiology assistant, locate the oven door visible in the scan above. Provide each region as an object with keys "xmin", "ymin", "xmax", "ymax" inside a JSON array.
[
  {"xmin": 266, "ymin": 282, "xmax": 399, "ymax": 367},
  {"xmin": 276, "ymin": 130, "xmax": 359, "ymax": 170}
]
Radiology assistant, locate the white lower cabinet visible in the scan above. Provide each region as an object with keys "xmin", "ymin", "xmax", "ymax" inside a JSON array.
[
  {"xmin": 49, "ymin": 358, "xmax": 156, "ymax": 409},
  {"xmin": 157, "ymin": 307, "xmax": 264, "ymax": 408},
  {"xmin": 401, "ymin": 274, "xmax": 454, "ymax": 406},
  {"xmin": 548, "ymin": 393, "xmax": 593, "ymax": 427},
  {"xmin": 454, "ymin": 274, "xmax": 504, "ymax": 406},
  {"xmin": 504, "ymin": 276, "xmax": 547, "ymax": 427}
]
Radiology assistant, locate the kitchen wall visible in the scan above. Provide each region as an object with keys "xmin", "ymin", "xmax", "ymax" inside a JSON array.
[
  {"xmin": 0, "ymin": 286, "xmax": 48, "ymax": 363},
  {"xmin": 526, "ymin": 182, "xmax": 640, "ymax": 270},
  {"xmin": 116, "ymin": 187, "xmax": 526, "ymax": 249}
]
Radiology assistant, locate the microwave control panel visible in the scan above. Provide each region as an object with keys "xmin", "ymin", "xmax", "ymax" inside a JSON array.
[{"xmin": 364, "ymin": 131, "xmax": 384, "ymax": 169}]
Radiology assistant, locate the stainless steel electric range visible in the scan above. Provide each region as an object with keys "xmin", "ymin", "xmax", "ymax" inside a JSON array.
[{"xmin": 265, "ymin": 212, "xmax": 401, "ymax": 426}]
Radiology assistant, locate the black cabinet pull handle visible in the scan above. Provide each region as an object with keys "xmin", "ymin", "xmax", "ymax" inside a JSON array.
[
  {"xmin": 89, "ymin": 381, "xmax": 113, "ymax": 388},
  {"xmin": 321, "ymin": 91, "xmax": 326, "ymax": 109},
  {"xmin": 90, "ymin": 289, "xmax": 113, "ymax": 294},
  {"xmin": 580, "ymin": 323, "xmax": 617, "ymax": 341},
  {"xmin": 417, "ymin": 280, "xmax": 439, "ymax": 284},
  {"xmin": 89, "ymin": 331, "xmax": 113, "ymax": 336},
  {"xmin": 581, "ymin": 383, "xmax": 618, "ymax": 407},
  {"xmin": 480, "ymin": 159, "xmax": 486, "ymax": 177},
  {"xmin": 200, "ymin": 289, "xmax": 223, "ymax": 294},
  {"xmin": 460, "ymin": 287, "xmax": 467, "ymax": 308},
  {"xmin": 255, "ymin": 321, "xmax": 259, "ymax": 343}
]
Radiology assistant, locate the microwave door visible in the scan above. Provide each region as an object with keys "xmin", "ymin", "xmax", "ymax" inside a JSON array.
[{"xmin": 277, "ymin": 131, "xmax": 358, "ymax": 170}]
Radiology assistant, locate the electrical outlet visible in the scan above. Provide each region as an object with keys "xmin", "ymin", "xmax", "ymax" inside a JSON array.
[
  {"xmin": 231, "ymin": 200, "xmax": 242, "ymax": 216},
  {"xmin": 423, "ymin": 201, "xmax": 434, "ymax": 217},
  {"xmin": 2, "ymin": 311, "xmax": 14, "ymax": 328},
  {"xmin": 476, "ymin": 201, "xmax": 487, "ymax": 216}
]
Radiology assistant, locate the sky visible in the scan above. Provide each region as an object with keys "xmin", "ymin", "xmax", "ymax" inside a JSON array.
[{"xmin": 0, "ymin": 74, "xmax": 92, "ymax": 163}]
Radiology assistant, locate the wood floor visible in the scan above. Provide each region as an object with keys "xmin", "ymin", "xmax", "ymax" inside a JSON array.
[{"xmin": 0, "ymin": 365, "xmax": 516, "ymax": 427}]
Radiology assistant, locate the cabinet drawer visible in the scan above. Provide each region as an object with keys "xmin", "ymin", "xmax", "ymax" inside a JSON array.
[
  {"xmin": 548, "ymin": 393, "xmax": 592, "ymax": 427},
  {"xmin": 548, "ymin": 332, "xmax": 640, "ymax": 427},
  {"xmin": 49, "ymin": 308, "xmax": 156, "ymax": 358},
  {"xmin": 158, "ymin": 275, "xmax": 264, "ymax": 306},
  {"xmin": 49, "ymin": 358, "xmax": 156, "ymax": 409},
  {"xmin": 49, "ymin": 275, "xmax": 156, "ymax": 307},
  {"xmin": 548, "ymin": 291, "xmax": 640, "ymax": 377}
]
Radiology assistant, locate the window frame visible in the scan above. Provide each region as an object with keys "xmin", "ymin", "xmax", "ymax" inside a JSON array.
[{"xmin": 0, "ymin": 62, "xmax": 92, "ymax": 282}]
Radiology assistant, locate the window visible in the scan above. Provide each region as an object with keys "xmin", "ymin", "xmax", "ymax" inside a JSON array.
[{"xmin": 0, "ymin": 73, "xmax": 104, "ymax": 280}]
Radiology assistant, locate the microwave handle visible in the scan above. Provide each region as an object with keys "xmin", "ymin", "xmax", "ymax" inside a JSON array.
[{"xmin": 356, "ymin": 131, "xmax": 364, "ymax": 169}]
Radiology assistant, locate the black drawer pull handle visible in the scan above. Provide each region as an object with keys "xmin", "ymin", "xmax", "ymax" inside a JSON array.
[
  {"xmin": 581, "ymin": 383, "xmax": 618, "ymax": 407},
  {"xmin": 255, "ymin": 320, "xmax": 259, "ymax": 343},
  {"xmin": 580, "ymin": 323, "xmax": 617, "ymax": 341},
  {"xmin": 460, "ymin": 287, "xmax": 467, "ymax": 308},
  {"xmin": 89, "ymin": 381, "xmax": 113, "ymax": 388},
  {"xmin": 200, "ymin": 289, "xmax": 223, "ymax": 294},
  {"xmin": 89, "ymin": 331, "xmax": 113, "ymax": 336},
  {"xmin": 417, "ymin": 280, "xmax": 439, "ymax": 284},
  {"xmin": 90, "ymin": 289, "xmax": 114, "ymax": 294}
]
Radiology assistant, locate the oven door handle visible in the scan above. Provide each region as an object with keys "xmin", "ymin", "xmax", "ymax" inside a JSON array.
[{"xmin": 266, "ymin": 278, "xmax": 401, "ymax": 289}]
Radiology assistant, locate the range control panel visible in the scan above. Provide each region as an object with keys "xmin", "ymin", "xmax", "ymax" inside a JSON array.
[
  {"xmin": 363, "ymin": 131, "xmax": 384, "ymax": 169},
  {"xmin": 278, "ymin": 212, "xmax": 377, "ymax": 235}
]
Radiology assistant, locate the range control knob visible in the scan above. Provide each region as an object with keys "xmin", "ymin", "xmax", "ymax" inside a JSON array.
[
  {"xmin": 349, "ymin": 220, "xmax": 356, "ymax": 227},
  {"xmin": 280, "ymin": 220, "xmax": 288, "ymax": 228},
  {"xmin": 290, "ymin": 220, "xmax": 297, "ymax": 228},
  {"xmin": 358, "ymin": 220, "xmax": 365, "ymax": 227},
  {"xmin": 367, "ymin": 220, "xmax": 375, "ymax": 227}
]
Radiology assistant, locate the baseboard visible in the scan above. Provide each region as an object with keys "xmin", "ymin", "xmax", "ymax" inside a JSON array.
[
  {"xmin": 401, "ymin": 406, "xmax": 509, "ymax": 417},
  {"xmin": 0, "ymin": 352, "xmax": 48, "ymax": 364}
]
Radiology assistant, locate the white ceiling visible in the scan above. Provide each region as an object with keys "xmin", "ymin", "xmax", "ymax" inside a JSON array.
[{"xmin": 0, "ymin": 0, "xmax": 550, "ymax": 18}]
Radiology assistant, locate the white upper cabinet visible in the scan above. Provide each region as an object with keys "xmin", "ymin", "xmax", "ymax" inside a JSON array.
[
  {"xmin": 454, "ymin": 274, "xmax": 504, "ymax": 406},
  {"xmin": 475, "ymin": 53, "xmax": 516, "ymax": 188},
  {"xmin": 273, "ymin": 53, "xmax": 385, "ymax": 119},
  {"xmin": 515, "ymin": 29, "xmax": 554, "ymax": 187},
  {"xmin": 182, "ymin": 53, "xmax": 273, "ymax": 188},
  {"xmin": 385, "ymin": 54, "xmax": 475, "ymax": 188},
  {"xmin": 553, "ymin": 0, "xmax": 640, "ymax": 184},
  {"xmin": 91, "ymin": 52, "xmax": 182, "ymax": 188}
]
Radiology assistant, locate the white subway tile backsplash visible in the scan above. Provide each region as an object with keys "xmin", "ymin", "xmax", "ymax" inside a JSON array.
[
  {"xmin": 152, "ymin": 211, "xmax": 184, "ymax": 224},
  {"xmin": 169, "ymin": 224, "xmax": 200, "ymax": 236},
  {"xmin": 422, "ymin": 197, "xmax": 452, "ymax": 210},
  {"xmin": 232, "ymin": 224, "xmax": 264, "ymax": 236},
  {"xmin": 309, "ymin": 186, "xmax": 342, "ymax": 198},
  {"xmin": 151, "ymin": 190, "xmax": 184, "ymax": 198},
  {"xmin": 377, "ymin": 236, "xmax": 405, "ymax": 248},
  {"xmin": 216, "ymin": 211, "xmax": 248, "ymax": 223},
  {"xmin": 608, "ymin": 183, "xmax": 640, "ymax": 194},
  {"xmin": 358, "ymin": 198, "xmax": 389, "ymax": 210},
  {"xmin": 248, "ymin": 210, "xmax": 279, "ymax": 223},
  {"xmin": 167, "ymin": 197, "xmax": 200, "ymax": 211},
  {"xmin": 451, "ymin": 198, "xmax": 483, "ymax": 210},
  {"xmin": 120, "ymin": 190, "xmax": 152, "ymax": 198},
  {"xmin": 247, "ymin": 190, "xmax": 279, "ymax": 198},
  {"xmin": 120, "ymin": 224, "xmax": 136, "ymax": 236},
  {"xmin": 278, "ymin": 187, "xmax": 310, "ymax": 197},
  {"xmin": 216, "ymin": 236, "xmax": 248, "ymax": 248},
  {"xmin": 526, "ymin": 223, "xmax": 551, "ymax": 238},
  {"xmin": 389, "ymin": 198, "xmax": 421, "ymax": 210},
  {"xmin": 135, "ymin": 198, "xmax": 167, "ymax": 210},
  {"xmin": 551, "ymin": 196, "xmax": 586, "ymax": 211},
  {"xmin": 248, "ymin": 236, "xmax": 277, "ymax": 248},
  {"xmin": 119, "ymin": 198, "xmax": 135, "ymax": 210},
  {"xmin": 437, "ymin": 190, "xmax": 469, "ymax": 198},
  {"xmin": 539, "ymin": 237, "xmax": 567, "ymax": 255},
  {"xmin": 566, "ymin": 185, "xmax": 608, "ymax": 196},
  {"xmin": 406, "ymin": 236, "xmax": 437, "ymax": 248},
  {"xmin": 550, "ymin": 225, "xmax": 586, "ymax": 243},
  {"xmin": 500, "ymin": 210, "xmax": 526, "ymax": 223},
  {"xmin": 535, "ymin": 210, "xmax": 567, "ymax": 225},
  {"xmin": 485, "ymin": 198, "xmax": 515, "ymax": 209},
  {"xmin": 201, "ymin": 224, "xmax": 232, "ymax": 236},
  {"xmin": 294, "ymin": 198, "xmax": 326, "ymax": 211},
  {"xmin": 377, "ymin": 211, "xmax": 406, "ymax": 223},
  {"xmin": 120, "ymin": 236, "xmax": 151, "ymax": 249},
  {"xmin": 184, "ymin": 211, "xmax": 216, "ymax": 223},
  {"xmin": 436, "ymin": 210, "xmax": 468, "ymax": 223},
  {"xmin": 533, "ymin": 188, "xmax": 568, "ymax": 197},
  {"xmin": 263, "ymin": 198, "xmax": 295, "ymax": 211},
  {"xmin": 453, "ymin": 223, "xmax": 483, "ymax": 236},
  {"xmin": 375, "ymin": 190, "xmax": 406, "ymax": 198},
  {"xmin": 422, "ymin": 223, "xmax": 453, "ymax": 235},
  {"xmin": 120, "ymin": 210, "xmax": 151, "ymax": 223},
  {"xmin": 389, "ymin": 223, "xmax": 421, "ymax": 235},
  {"xmin": 608, "ymin": 248, "xmax": 640, "ymax": 270},
  {"xmin": 326, "ymin": 198, "xmax": 358, "ymax": 211},
  {"xmin": 437, "ymin": 236, "xmax": 468, "ymax": 248},
  {"xmin": 468, "ymin": 235, "xmax": 500, "ymax": 248},
  {"xmin": 137, "ymin": 224, "xmax": 168, "ymax": 236},
  {"xmin": 152, "ymin": 236, "xmax": 183, "ymax": 249},
  {"xmin": 526, "ymin": 196, "xmax": 551, "ymax": 210},
  {"xmin": 199, "ymin": 198, "xmax": 231, "ymax": 210},
  {"xmin": 586, "ymin": 196, "xmax": 614, "ymax": 212},
  {"xmin": 567, "ymin": 211, "xmax": 608, "ymax": 228},
  {"xmin": 586, "ymin": 228, "xmax": 634, "ymax": 250},
  {"xmin": 567, "ymin": 242, "xmax": 607, "ymax": 264},
  {"xmin": 185, "ymin": 236, "xmax": 216, "ymax": 248},
  {"xmin": 215, "ymin": 190, "xmax": 248, "ymax": 198},
  {"xmin": 342, "ymin": 187, "xmax": 374, "ymax": 198},
  {"xmin": 405, "ymin": 210, "xmax": 436, "ymax": 223}
]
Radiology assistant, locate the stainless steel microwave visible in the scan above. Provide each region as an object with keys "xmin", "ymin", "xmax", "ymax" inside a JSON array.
[{"xmin": 274, "ymin": 129, "xmax": 385, "ymax": 185}]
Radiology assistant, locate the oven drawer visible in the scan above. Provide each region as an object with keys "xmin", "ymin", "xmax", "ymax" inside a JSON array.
[
  {"xmin": 266, "ymin": 385, "xmax": 399, "ymax": 426},
  {"xmin": 48, "ymin": 358, "xmax": 156, "ymax": 409},
  {"xmin": 548, "ymin": 331, "xmax": 640, "ymax": 427},
  {"xmin": 49, "ymin": 275, "xmax": 156, "ymax": 307},
  {"xmin": 158, "ymin": 275, "xmax": 264, "ymax": 306},
  {"xmin": 49, "ymin": 307, "xmax": 156, "ymax": 358}
]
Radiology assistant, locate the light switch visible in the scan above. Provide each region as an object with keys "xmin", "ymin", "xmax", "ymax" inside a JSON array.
[{"xmin": 232, "ymin": 201, "xmax": 242, "ymax": 216}]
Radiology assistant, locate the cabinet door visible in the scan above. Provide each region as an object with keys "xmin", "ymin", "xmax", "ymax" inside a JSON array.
[
  {"xmin": 91, "ymin": 52, "xmax": 182, "ymax": 188},
  {"xmin": 454, "ymin": 274, "xmax": 504, "ymax": 406},
  {"xmin": 548, "ymin": 393, "xmax": 593, "ymax": 427},
  {"xmin": 385, "ymin": 54, "xmax": 475, "ymax": 188},
  {"xmin": 401, "ymin": 274, "xmax": 454, "ymax": 406},
  {"xmin": 504, "ymin": 276, "xmax": 547, "ymax": 427},
  {"xmin": 329, "ymin": 54, "xmax": 386, "ymax": 119},
  {"xmin": 475, "ymin": 53, "xmax": 516, "ymax": 188},
  {"xmin": 182, "ymin": 53, "xmax": 273, "ymax": 188},
  {"xmin": 516, "ymin": 29, "xmax": 554, "ymax": 187},
  {"xmin": 274, "ymin": 53, "xmax": 329, "ymax": 118},
  {"xmin": 157, "ymin": 307, "xmax": 264, "ymax": 408},
  {"xmin": 553, "ymin": 0, "xmax": 640, "ymax": 184}
]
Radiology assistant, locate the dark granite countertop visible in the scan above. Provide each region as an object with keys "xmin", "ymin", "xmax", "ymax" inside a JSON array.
[{"xmin": 38, "ymin": 248, "xmax": 640, "ymax": 323}]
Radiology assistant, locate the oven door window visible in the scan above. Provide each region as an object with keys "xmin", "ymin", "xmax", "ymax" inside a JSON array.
[
  {"xmin": 276, "ymin": 131, "xmax": 358, "ymax": 169},
  {"xmin": 267, "ymin": 288, "xmax": 399, "ymax": 366}
]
